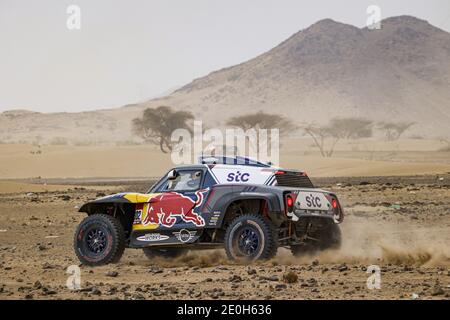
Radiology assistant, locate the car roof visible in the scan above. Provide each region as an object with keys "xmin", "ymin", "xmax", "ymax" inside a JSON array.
[
  {"xmin": 172, "ymin": 164, "xmax": 208, "ymax": 170},
  {"xmin": 198, "ymin": 155, "xmax": 273, "ymax": 167},
  {"xmin": 171, "ymin": 163, "xmax": 306, "ymax": 173}
]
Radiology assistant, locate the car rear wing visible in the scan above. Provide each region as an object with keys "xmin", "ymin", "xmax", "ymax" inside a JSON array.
[
  {"xmin": 198, "ymin": 155, "xmax": 272, "ymax": 167},
  {"xmin": 273, "ymin": 170, "xmax": 315, "ymax": 188}
]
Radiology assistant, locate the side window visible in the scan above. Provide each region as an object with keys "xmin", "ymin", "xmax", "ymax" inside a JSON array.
[{"xmin": 156, "ymin": 170, "xmax": 203, "ymax": 192}]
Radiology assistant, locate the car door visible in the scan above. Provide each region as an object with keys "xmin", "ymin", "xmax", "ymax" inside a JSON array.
[{"xmin": 149, "ymin": 169, "xmax": 208, "ymax": 230}]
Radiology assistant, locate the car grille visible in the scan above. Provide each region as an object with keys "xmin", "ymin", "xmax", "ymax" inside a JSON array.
[{"xmin": 275, "ymin": 172, "xmax": 314, "ymax": 188}]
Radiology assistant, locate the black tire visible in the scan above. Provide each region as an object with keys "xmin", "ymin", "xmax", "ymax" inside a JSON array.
[
  {"xmin": 225, "ymin": 214, "xmax": 278, "ymax": 261},
  {"xmin": 142, "ymin": 248, "xmax": 188, "ymax": 259},
  {"xmin": 74, "ymin": 214, "xmax": 125, "ymax": 266},
  {"xmin": 291, "ymin": 220, "xmax": 341, "ymax": 257}
]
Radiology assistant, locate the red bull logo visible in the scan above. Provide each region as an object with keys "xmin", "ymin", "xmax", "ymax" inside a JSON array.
[{"xmin": 142, "ymin": 190, "xmax": 207, "ymax": 227}]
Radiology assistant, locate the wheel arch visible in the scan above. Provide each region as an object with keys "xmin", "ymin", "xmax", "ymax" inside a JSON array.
[
  {"xmin": 214, "ymin": 193, "xmax": 282, "ymax": 229},
  {"xmin": 78, "ymin": 202, "xmax": 135, "ymax": 236}
]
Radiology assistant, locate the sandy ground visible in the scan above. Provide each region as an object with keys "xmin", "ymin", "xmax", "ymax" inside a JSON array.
[
  {"xmin": 1, "ymin": 141, "xmax": 450, "ymax": 179},
  {"xmin": 0, "ymin": 175, "xmax": 449, "ymax": 300},
  {"xmin": 0, "ymin": 181, "xmax": 119, "ymax": 194},
  {"xmin": 0, "ymin": 181, "xmax": 74, "ymax": 194}
]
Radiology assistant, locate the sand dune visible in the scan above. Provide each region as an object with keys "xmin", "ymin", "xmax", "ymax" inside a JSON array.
[{"xmin": 0, "ymin": 143, "xmax": 449, "ymax": 179}]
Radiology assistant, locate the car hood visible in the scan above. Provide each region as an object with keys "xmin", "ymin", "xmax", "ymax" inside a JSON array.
[{"xmin": 78, "ymin": 192, "xmax": 160, "ymax": 212}]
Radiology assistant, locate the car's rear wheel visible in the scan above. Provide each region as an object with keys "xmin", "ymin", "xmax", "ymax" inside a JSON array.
[
  {"xmin": 74, "ymin": 214, "xmax": 125, "ymax": 266},
  {"xmin": 291, "ymin": 219, "xmax": 341, "ymax": 257},
  {"xmin": 142, "ymin": 247, "xmax": 188, "ymax": 259},
  {"xmin": 224, "ymin": 214, "xmax": 278, "ymax": 261}
]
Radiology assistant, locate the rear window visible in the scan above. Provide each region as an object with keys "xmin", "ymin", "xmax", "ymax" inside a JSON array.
[{"xmin": 275, "ymin": 171, "xmax": 314, "ymax": 188}]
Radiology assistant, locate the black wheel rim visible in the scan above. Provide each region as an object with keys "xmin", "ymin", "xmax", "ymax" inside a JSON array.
[
  {"xmin": 236, "ymin": 227, "xmax": 260, "ymax": 257},
  {"xmin": 85, "ymin": 228, "xmax": 107, "ymax": 254}
]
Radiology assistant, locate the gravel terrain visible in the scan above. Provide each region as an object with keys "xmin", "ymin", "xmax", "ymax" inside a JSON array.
[{"xmin": 0, "ymin": 175, "xmax": 449, "ymax": 300}]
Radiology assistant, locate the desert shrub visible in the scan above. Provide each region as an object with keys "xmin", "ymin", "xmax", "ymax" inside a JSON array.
[
  {"xmin": 49, "ymin": 137, "xmax": 69, "ymax": 145},
  {"xmin": 115, "ymin": 140, "xmax": 142, "ymax": 146},
  {"xmin": 408, "ymin": 135, "xmax": 424, "ymax": 140},
  {"xmin": 74, "ymin": 140, "xmax": 97, "ymax": 146},
  {"xmin": 283, "ymin": 271, "xmax": 298, "ymax": 284}
]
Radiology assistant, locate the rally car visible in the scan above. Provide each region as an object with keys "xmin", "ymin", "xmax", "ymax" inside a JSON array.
[{"xmin": 73, "ymin": 156, "xmax": 344, "ymax": 265}]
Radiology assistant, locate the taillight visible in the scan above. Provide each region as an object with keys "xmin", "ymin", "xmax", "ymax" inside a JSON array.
[
  {"xmin": 285, "ymin": 194, "xmax": 294, "ymax": 213},
  {"xmin": 287, "ymin": 196, "xmax": 293, "ymax": 207},
  {"xmin": 327, "ymin": 195, "xmax": 344, "ymax": 223},
  {"xmin": 332, "ymin": 198, "xmax": 337, "ymax": 209}
]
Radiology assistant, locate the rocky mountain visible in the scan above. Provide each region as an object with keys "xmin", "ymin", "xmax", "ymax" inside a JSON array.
[{"xmin": 1, "ymin": 15, "xmax": 450, "ymax": 143}]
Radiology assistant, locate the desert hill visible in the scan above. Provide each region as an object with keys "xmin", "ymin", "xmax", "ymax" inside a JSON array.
[{"xmin": 1, "ymin": 15, "xmax": 449, "ymax": 144}]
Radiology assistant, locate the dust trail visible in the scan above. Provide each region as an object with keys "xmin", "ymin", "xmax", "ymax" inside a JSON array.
[
  {"xmin": 342, "ymin": 217, "xmax": 449, "ymax": 266},
  {"xmin": 142, "ymin": 218, "xmax": 449, "ymax": 268},
  {"xmin": 275, "ymin": 217, "xmax": 450, "ymax": 267},
  {"xmin": 146, "ymin": 250, "xmax": 230, "ymax": 268}
]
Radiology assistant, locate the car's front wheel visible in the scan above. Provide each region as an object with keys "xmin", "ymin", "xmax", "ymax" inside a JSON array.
[
  {"xmin": 74, "ymin": 214, "xmax": 125, "ymax": 266},
  {"xmin": 224, "ymin": 214, "xmax": 278, "ymax": 261}
]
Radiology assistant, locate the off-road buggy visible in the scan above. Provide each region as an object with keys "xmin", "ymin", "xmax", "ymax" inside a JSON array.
[{"xmin": 74, "ymin": 156, "xmax": 344, "ymax": 265}]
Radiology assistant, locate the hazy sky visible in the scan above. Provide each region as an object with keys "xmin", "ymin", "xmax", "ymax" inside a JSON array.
[{"xmin": 1, "ymin": 0, "xmax": 450, "ymax": 113}]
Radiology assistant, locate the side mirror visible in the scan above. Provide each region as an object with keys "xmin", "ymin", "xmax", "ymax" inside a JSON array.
[{"xmin": 167, "ymin": 169, "xmax": 177, "ymax": 180}]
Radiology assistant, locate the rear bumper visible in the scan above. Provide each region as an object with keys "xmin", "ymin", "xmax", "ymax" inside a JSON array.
[
  {"xmin": 287, "ymin": 208, "xmax": 343, "ymax": 224},
  {"xmin": 284, "ymin": 189, "xmax": 344, "ymax": 224}
]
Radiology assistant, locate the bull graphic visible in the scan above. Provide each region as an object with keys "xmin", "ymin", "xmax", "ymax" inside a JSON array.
[{"xmin": 142, "ymin": 190, "xmax": 207, "ymax": 227}]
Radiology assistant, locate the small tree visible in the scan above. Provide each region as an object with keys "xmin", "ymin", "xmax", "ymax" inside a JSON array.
[
  {"xmin": 301, "ymin": 124, "xmax": 330, "ymax": 157},
  {"xmin": 226, "ymin": 111, "xmax": 296, "ymax": 153},
  {"xmin": 378, "ymin": 122, "xmax": 415, "ymax": 141},
  {"xmin": 132, "ymin": 106, "xmax": 193, "ymax": 153},
  {"xmin": 301, "ymin": 118, "xmax": 373, "ymax": 157},
  {"xmin": 226, "ymin": 111, "xmax": 295, "ymax": 133}
]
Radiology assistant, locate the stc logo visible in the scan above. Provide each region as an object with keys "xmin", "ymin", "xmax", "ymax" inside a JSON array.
[
  {"xmin": 305, "ymin": 194, "xmax": 322, "ymax": 208},
  {"xmin": 227, "ymin": 171, "xmax": 250, "ymax": 182}
]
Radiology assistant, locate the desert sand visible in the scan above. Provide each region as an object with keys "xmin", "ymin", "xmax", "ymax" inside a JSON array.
[
  {"xmin": 1, "ymin": 139, "xmax": 449, "ymax": 179},
  {"xmin": 0, "ymin": 181, "xmax": 74, "ymax": 194}
]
